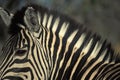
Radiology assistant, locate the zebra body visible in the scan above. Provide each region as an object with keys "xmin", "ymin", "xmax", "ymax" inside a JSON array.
[{"xmin": 0, "ymin": 5, "xmax": 120, "ymax": 80}]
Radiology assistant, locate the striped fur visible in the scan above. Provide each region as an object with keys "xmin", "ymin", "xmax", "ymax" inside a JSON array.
[{"xmin": 0, "ymin": 5, "xmax": 120, "ymax": 80}]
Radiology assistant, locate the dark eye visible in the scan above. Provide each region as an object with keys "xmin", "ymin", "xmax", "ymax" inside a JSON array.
[{"xmin": 15, "ymin": 49, "xmax": 27, "ymax": 56}]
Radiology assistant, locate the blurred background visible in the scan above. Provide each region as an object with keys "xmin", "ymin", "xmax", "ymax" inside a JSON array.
[{"xmin": 0, "ymin": 0, "xmax": 120, "ymax": 53}]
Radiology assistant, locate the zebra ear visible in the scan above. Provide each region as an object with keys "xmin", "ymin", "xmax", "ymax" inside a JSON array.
[
  {"xmin": 24, "ymin": 7, "xmax": 39, "ymax": 32},
  {"xmin": 0, "ymin": 7, "xmax": 13, "ymax": 26}
]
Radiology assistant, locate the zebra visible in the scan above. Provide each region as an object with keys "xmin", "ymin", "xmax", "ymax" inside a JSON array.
[{"xmin": 0, "ymin": 5, "xmax": 120, "ymax": 80}]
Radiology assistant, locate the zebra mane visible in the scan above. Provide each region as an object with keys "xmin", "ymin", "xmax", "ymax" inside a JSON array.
[
  {"xmin": 7, "ymin": 4, "xmax": 120, "ymax": 60},
  {"xmin": 8, "ymin": 4, "xmax": 83, "ymax": 35}
]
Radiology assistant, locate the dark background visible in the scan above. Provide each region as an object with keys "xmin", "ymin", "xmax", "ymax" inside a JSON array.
[{"xmin": 0, "ymin": 0, "xmax": 120, "ymax": 53}]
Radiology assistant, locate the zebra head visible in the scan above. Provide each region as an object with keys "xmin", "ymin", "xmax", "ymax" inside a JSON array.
[{"xmin": 0, "ymin": 6, "xmax": 50, "ymax": 80}]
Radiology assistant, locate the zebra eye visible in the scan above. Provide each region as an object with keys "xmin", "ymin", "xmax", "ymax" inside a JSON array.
[{"xmin": 15, "ymin": 49, "xmax": 27, "ymax": 56}]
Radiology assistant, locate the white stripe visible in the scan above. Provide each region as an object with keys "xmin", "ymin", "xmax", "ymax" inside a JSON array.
[
  {"xmin": 47, "ymin": 15, "xmax": 53, "ymax": 30},
  {"xmin": 55, "ymin": 30, "xmax": 78, "ymax": 79},
  {"xmin": 52, "ymin": 17, "xmax": 60, "ymax": 33},
  {"xmin": 74, "ymin": 33, "xmax": 86, "ymax": 49},
  {"xmin": 25, "ymin": 30, "xmax": 43, "ymax": 78},
  {"xmin": 78, "ymin": 41, "xmax": 102, "ymax": 72},
  {"xmin": 81, "ymin": 49, "xmax": 107, "ymax": 80},
  {"xmin": 37, "ymin": 12, "xmax": 41, "ymax": 25},
  {"xmin": 50, "ymin": 17, "xmax": 60, "ymax": 58},
  {"xmin": 62, "ymin": 33, "xmax": 86, "ymax": 79},
  {"xmin": 67, "ymin": 30, "xmax": 78, "ymax": 43},
  {"xmin": 42, "ymin": 13, "xmax": 47, "ymax": 27},
  {"xmin": 51, "ymin": 36, "xmax": 62, "ymax": 79},
  {"xmin": 51, "ymin": 22, "xmax": 69, "ymax": 79},
  {"xmin": 58, "ymin": 22, "xmax": 69, "ymax": 37}
]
